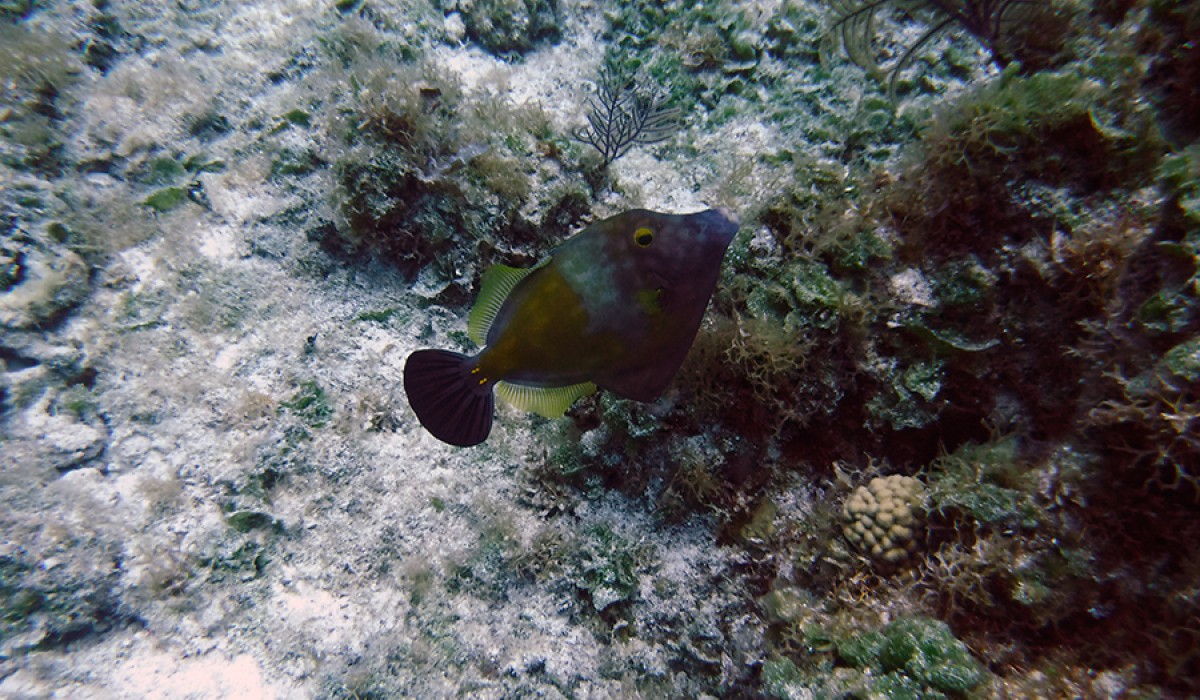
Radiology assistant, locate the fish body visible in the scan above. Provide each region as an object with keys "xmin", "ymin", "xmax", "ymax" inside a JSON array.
[{"xmin": 404, "ymin": 208, "xmax": 739, "ymax": 446}]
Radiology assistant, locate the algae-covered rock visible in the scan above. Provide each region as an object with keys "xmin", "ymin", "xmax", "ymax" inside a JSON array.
[
  {"xmin": 838, "ymin": 616, "xmax": 986, "ymax": 696},
  {"xmin": 0, "ymin": 240, "xmax": 89, "ymax": 329},
  {"xmin": 762, "ymin": 656, "xmax": 808, "ymax": 699},
  {"xmin": 837, "ymin": 628, "xmax": 886, "ymax": 668},
  {"xmin": 878, "ymin": 618, "xmax": 984, "ymax": 693},
  {"xmin": 17, "ymin": 391, "xmax": 108, "ymax": 472},
  {"xmin": 458, "ymin": 0, "xmax": 561, "ymax": 56},
  {"xmin": 1160, "ymin": 336, "xmax": 1200, "ymax": 382},
  {"xmin": 1160, "ymin": 144, "xmax": 1200, "ymax": 222},
  {"xmin": 568, "ymin": 524, "xmax": 644, "ymax": 611},
  {"xmin": 927, "ymin": 438, "xmax": 1039, "ymax": 529}
]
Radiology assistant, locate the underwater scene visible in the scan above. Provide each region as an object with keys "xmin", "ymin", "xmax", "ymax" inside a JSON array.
[{"xmin": 2, "ymin": 0, "xmax": 1199, "ymax": 697}]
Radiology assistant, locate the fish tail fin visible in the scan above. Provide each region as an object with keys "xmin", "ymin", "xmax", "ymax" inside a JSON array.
[{"xmin": 403, "ymin": 349, "xmax": 494, "ymax": 447}]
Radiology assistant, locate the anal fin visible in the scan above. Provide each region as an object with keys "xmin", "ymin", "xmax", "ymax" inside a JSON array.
[{"xmin": 495, "ymin": 380, "xmax": 596, "ymax": 418}]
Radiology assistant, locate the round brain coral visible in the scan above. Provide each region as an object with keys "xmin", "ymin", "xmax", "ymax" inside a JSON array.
[{"xmin": 843, "ymin": 475, "xmax": 927, "ymax": 566}]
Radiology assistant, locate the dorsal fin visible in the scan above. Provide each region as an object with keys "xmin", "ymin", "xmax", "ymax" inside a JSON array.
[
  {"xmin": 495, "ymin": 380, "xmax": 596, "ymax": 418},
  {"xmin": 467, "ymin": 263, "xmax": 536, "ymax": 345}
]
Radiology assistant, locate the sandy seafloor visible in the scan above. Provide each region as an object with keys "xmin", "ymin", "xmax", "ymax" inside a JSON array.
[
  {"xmin": 1, "ymin": 1, "xmax": 802, "ymax": 696},
  {"xmin": 3, "ymin": 0, "xmax": 1197, "ymax": 698}
]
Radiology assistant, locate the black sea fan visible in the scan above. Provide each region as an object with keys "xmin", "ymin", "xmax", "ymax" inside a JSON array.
[
  {"xmin": 825, "ymin": 0, "xmax": 1048, "ymax": 98},
  {"xmin": 573, "ymin": 65, "xmax": 681, "ymax": 169}
]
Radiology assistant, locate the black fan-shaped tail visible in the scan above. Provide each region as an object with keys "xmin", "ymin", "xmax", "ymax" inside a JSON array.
[{"xmin": 404, "ymin": 349, "xmax": 494, "ymax": 447}]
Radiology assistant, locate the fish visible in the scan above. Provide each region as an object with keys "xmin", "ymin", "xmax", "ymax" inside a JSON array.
[{"xmin": 403, "ymin": 208, "xmax": 739, "ymax": 446}]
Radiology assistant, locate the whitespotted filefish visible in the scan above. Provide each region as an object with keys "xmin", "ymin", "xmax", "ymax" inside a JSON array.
[{"xmin": 404, "ymin": 208, "xmax": 739, "ymax": 446}]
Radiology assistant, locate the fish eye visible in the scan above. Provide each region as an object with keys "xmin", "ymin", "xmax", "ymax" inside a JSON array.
[{"xmin": 633, "ymin": 227, "xmax": 655, "ymax": 247}]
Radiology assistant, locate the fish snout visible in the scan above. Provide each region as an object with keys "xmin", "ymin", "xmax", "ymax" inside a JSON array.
[
  {"xmin": 714, "ymin": 207, "xmax": 739, "ymax": 229},
  {"xmin": 704, "ymin": 208, "xmax": 740, "ymax": 247}
]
